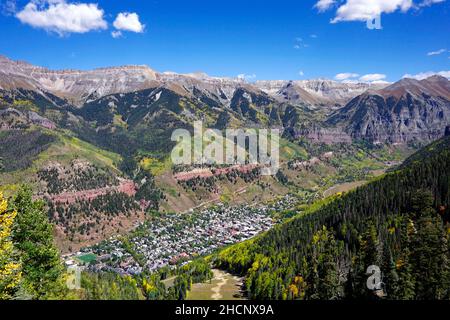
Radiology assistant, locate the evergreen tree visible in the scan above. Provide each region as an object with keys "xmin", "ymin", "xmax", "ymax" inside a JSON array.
[
  {"xmin": 350, "ymin": 220, "xmax": 380, "ymax": 299},
  {"xmin": 306, "ymin": 227, "xmax": 341, "ymax": 299},
  {"xmin": 395, "ymin": 220, "xmax": 415, "ymax": 300},
  {"xmin": 381, "ymin": 243, "xmax": 399, "ymax": 299},
  {"xmin": 409, "ymin": 191, "xmax": 448, "ymax": 299},
  {"xmin": 11, "ymin": 186, "xmax": 67, "ymax": 299}
]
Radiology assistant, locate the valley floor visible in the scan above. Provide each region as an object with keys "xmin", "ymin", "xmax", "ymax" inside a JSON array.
[
  {"xmin": 187, "ymin": 269, "xmax": 244, "ymax": 300},
  {"xmin": 322, "ymin": 169, "xmax": 386, "ymax": 198},
  {"xmin": 65, "ymin": 169, "xmax": 391, "ymax": 276}
]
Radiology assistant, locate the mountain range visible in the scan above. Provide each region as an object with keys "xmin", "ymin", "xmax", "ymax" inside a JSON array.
[
  {"xmin": 0, "ymin": 55, "xmax": 383, "ymax": 107},
  {"xmin": 1, "ymin": 55, "xmax": 449, "ymax": 145}
]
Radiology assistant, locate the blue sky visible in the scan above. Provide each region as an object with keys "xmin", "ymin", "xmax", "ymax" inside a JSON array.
[{"xmin": 0, "ymin": 0, "xmax": 449, "ymax": 82}]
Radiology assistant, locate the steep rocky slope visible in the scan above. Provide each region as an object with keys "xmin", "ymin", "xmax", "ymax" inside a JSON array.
[
  {"xmin": 1, "ymin": 55, "xmax": 380, "ymax": 109},
  {"xmin": 327, "ymin": 76, "xmax": 450, "ymax": 143},
  {"xmin": 255, "ymin": 79, "xmax": 387, "ymax": 106}
]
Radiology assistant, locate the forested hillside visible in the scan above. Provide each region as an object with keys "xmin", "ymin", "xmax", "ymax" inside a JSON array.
[
  {"xmin": 214, "ymin": 135, "xmax": 450, "ymax": 300},
  {"xmin": 0, "ymin": 187, "xmax": 71, "ymax": 300}
]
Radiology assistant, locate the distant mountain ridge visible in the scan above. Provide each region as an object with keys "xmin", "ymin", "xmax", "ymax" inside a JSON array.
[
  {"xmin": 0, "ymin": 55, "xmax": 386, "ymax": 107},
  {"xmin": 255, "ymin": 79, "xmax": 386, "ymax": 106},
  {"xmin": 1, "ymin": 54, "xmax": 449, "ymax": 145}
]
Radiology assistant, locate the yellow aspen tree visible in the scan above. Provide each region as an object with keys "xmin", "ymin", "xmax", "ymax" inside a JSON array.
[{"xmin": 0, "ymin": 192, "xmax": 21, "ymax": 300}]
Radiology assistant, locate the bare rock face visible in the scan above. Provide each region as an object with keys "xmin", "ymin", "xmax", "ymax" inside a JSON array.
[
  {"xmin": 328, "ymin": 76, "xmax": 450, "ymax": 144},
  {"xmin": 255, "ymin": 79, "xmax": 388, "ymax": 106},
  {"xmin": 1, "ymin": 55, "xmax": 269, "ymax": 108},
  {"xmin": 1, "ymin": 55, "xmax": 384, "ymax": 109},
  {"xmin": 0, "ymin": 55, "xmax": 160, "ymax": 106},
  {"xmin": 0, "ymin": 55, "xmax": 42, "ymax": 91}
]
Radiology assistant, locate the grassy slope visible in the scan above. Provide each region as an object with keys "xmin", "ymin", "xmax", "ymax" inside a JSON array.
[{"xmin": 0, "ymin": 128, "xmax": 122, "ymax": 196}]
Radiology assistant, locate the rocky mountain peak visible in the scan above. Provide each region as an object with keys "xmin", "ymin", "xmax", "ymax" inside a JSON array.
[
  {"xmin": 379, "ymin": 75, "xmax": 450, "ymax": 100},
  {"xmin": 329, "ymin": 75, "xmax": 450, "ymax": 144}
]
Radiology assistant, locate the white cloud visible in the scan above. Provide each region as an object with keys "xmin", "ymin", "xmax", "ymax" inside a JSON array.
[
  {"xmin": 294, "ymin": 44, "xmax": 309, "ymax": 49},
  {"xmin": 111, "ymin": 30, "xmax": 122, "ymax": 39},
  {"xmin": 15, "ymin": 0, "xmax": 107, "ymax": 35},
  {"xmin": 299, "ymin": 70, "xmax": 305, "ymax": 76},
  {"xmin": 359, "ymin": 73, "xmax": 387, "ymax": 82},
  {"xmin": 427, "ymin": 48, "xmax": 447, "ymax": 56},
  {"xmin": 315, "ymin": 0, "xmax": 336, "ymax": 12},
  {"xmin": 113, "ymin": 12, "xmax": 145, "ymax": 33},
  {"xmin": 2, "ymin": 0, "xmax": 17, "ymax": 16},
  {"xmin": 237, "ymin": 74, "xmax": 256, "ymax": 81},
  {"xmin": 403, "ymin": 70, "xmax": 450, "ymax": 80},
  {"xmin": 294, "ymin": 37, "xmax": 309, "ymax": 49},
  {"xmin": 420, "ymin": 0, "xmax": 445, "ymax": 6},
  {"xmin": 371, "ymin": 80, "xmax": 390, "ymax": 84},
  {"xmin": 332, "ymin": 0, "xmax": 414, "ymax": 23},
  {"xmin": 335, "ymin": 72, "xmax": 359, "ymax": 80},
  {"xmin": 323, "ymin": 0, "xmax": 445, "ymax": 23}
]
